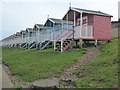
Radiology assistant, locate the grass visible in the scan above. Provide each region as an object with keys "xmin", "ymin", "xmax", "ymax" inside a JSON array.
[
  {"xmin": 2, "ymin": 47, "xmax": 86, "ymax": 82},
  {"xmin": 73, "ymin": 38, "xmax": 118, "ymax": 88}
]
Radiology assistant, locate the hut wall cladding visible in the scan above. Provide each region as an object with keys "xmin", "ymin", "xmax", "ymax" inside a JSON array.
[
  {"xmin": 88, "ymin": 14, "xmax": 94, "ymax": 26},
  {"xmin": 93, "ymin": 15, "xmax": 112, "ymax": 40}
]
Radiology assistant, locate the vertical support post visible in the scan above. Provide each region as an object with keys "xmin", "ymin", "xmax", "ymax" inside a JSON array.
[
  {"xmin": 66, "ymin": 14, "xmax": 69, "ymax": 39},
  {"xmin": 94, "ymin": 39, "xmax": 98, "ymax": 47},
  {"xmin": 21, "ymin": 32, "xmax": 23, "ymax": 48},
  {"xmin": 54, "ymin": 41, "xmax": 56, "ymax": 51},
  {"xmin": 53, "ymin": 23, "xmax": 56, "ymax": 51},
  {"xmin": 53, "ymin": 23, "xmax": 55, "ymax": 40},
  {"xmin": 61, "ymin": 39, "xmax": 63, "ymax": 52},
  {"xmin": 86, "ymin": 17, "xmax": 88, "ymax": 37},
  {"xmin": 14, "ymin": 36, "xmax": 16, "ymax": 48},
  {"xmin": 80, "ymin": 39, "xmax": 83, "ymax": 48},
  {"xmin": 39, "ymin": 42, "xmax": 41, "ymax": 50},
  {"xmin": 67, "ymin": 14, "xmax": 68, "ymax": 31},
  {"xmin": 74, "ymin": 11, "xmax": 76, "ymax": 27},
  {"xmin": 61, "ymin": 19, "xmax": 63, "ymax": 39},
  {"xmin": 62, "ymin": 20, "xmax": 63, "ymax": 30},
  {"xmin": 36, "ymin": 29, "xmax": 38, "ymax": 49},
  {"xmin": 27, "ymin": 31, "xmax": 30, "ymax": 48},
  {"xmin": 66, "ymin": 14, "xmax": 69, "ymax": 41},
  {"xmin": 73, "ymin": 11, "xmax": 76, "ymax": 39},
  {"xmin": 37, "ymin": 29, "xmax": 41, "ymax": 47},
  {"xmin": 80, "ymin": 12, "xmax": 83, "ymax": 37}
]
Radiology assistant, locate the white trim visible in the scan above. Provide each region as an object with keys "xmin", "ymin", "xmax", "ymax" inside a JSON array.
[
  {"xmin": 71, "ymin": 8, "xmax": 112, "ymax": 17},
  {"xmin": 36, "ymin": 24, "xmax": 40, "ymax": 29},
  {"xmin": 77, "ymin": 16, "xmax": 87, "ymax": 21},
  {"xmin": 66, "ymin": 14, "xmax": 68, "ymax": 31},
  {"xmin": 80, "ymin": 36, "xmax": 94, "ymax": 38},
  {"xmin": 74, "ymin": 11, "xmax": 76, "ymax": 26},
  {"xmin": 80, "ymin": 12, "xmax": 83, "ymax": 37},
  {"xmin": 49, "ymin": 18, "xmax": 55, "ymax": 23}
]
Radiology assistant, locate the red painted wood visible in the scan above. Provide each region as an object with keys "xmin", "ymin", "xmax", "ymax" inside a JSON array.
[
  {"xmin": 63, "ymin": 39, "xmax": 74, "ymax": 52},
  {"xmin": 75, "ymin": 14, "xmax": 112, "ymax": 40},
  {"xmin": 63, "ymin": 30, "xmax": 75, "ymax": 41},
  {"xmin": 93, "ymin": 15, "xmax": 112, "ymax": 40}
]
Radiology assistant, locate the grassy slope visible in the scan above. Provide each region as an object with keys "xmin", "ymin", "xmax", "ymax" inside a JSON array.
[
  {"xmin": 2, "ymin": 48, "xmax": 86, "ymax": 82},
  {"xmin": 73, "ymin": 38, "xmax": 118, "ymax": 88}
]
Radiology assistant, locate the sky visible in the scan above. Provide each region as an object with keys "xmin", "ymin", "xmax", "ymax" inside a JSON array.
[{"xmin": 0, "ymin": 0, "xmax": 119, "ymax": 40}]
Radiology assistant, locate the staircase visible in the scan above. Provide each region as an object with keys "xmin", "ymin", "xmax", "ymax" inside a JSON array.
[
  {"xmin": 38, "ymin": 25, "xmax": 63, "ymax": 50},
  {"xmin": 29, "ymin": 42, "xmax": 36, "ymax": 49},
  {"xmin": 22, "ymin": 43, "xmax": 27, "ymax": 48},
  {"xmin": 39, "ymin": 40, "xmax": 51, "ymax": 50},
  {"xmin": 41, "ymin": 40, "xmax": 51, "ymax": 50},
  {"xmin": 55, "ymin": 30, "xmax": 75, "ymax": 52},
  {"xmin": 55, "ymin": 39, "xmax": 74, "ymax": 51}
]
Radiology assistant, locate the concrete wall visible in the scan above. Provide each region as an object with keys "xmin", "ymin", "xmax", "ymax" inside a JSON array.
[
  {"xmin": 118, "ymin": 1, "xmax": 120, "ymax": 21},
  {"xmin": 112, "ymin": 21, "xmax": 119, "ymax": 38}
]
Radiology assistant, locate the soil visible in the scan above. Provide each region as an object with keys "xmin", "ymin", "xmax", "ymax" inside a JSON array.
[{"xmin": 60, "ymin": 47, "xmax": 99, "ymax": 80}]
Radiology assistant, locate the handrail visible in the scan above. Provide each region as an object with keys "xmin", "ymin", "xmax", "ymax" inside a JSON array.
[
  {"xmin": 55, "ymin": 30, "xmax": 65, "ymax": 39},
  {"xmin": 63, "ymin": 39, "xmax": 74, "ymax": 52},
  {"xmin": 63, "ymin": 30, "xmax": 75, "ymax": 41},
  {"xmin": 56, "ymin": 29, "xmax": 72, "ymax": 42},
  {"xmin": 55, "ymin": 28, "xmax": 72, "ymax": 40}
]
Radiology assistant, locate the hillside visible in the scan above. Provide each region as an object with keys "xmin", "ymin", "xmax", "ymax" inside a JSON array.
[
  {"xmin": 2, "ymin": 48, "xmax": 86, "ymax": 82},
  {"xmin": 2, "ymin": 38, "xmax": 118, "ymax": 88},
  {"xmin": 73, "ymin": 38, "xmax": 118, "ymax": 88}
]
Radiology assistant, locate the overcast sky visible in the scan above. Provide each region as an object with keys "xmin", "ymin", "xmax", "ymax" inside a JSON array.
[{"xmin": 0, "ymin": 0, "xmax": 119, "ymax": 40}]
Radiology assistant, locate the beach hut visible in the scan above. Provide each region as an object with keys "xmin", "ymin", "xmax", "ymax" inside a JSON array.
[{"xmin": 54, "ymin": 7, "xmax": 112, "ymax": 51}]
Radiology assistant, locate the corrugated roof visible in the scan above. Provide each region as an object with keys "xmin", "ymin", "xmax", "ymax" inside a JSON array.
[{"xmin": 71, "ymin": 7, "xmax": 112, "ymax": 17}]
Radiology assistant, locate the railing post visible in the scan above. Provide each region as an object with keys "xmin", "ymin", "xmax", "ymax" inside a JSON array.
[
  {"xmin": 61, "ymin": 39, "xmax": 63, "ymax": 52},
  {"xmin": 54, "ymin": 40, "xmax": 56, "ymax": 51},
  {"xmin": 73, "ymin": 11, "xmax": 76, "ymax": 39},
  {"xmin": 80, "ymin": 12, "xmax": 83, "ymax": 38}
]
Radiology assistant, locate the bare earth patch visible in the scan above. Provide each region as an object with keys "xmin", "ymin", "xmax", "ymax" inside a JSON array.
[{"xmin": 60, "ymin": 47, "xmax": 99, "ymax": 80}]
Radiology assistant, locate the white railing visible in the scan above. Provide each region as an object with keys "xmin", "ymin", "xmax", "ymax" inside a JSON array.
[
  {"xmin": 74, "ymin": 25, "xmax": 93, "ymax": 38},
  {"xmin": 2, "ymin": 25, "xmax": 94, "ymax": 47}
]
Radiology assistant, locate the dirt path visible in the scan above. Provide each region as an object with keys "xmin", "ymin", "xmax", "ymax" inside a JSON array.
[
  {"xmin": 60, "ymin": 47, "xmax": 99, "ymax": 80},
  {"xmin": 2, "ymin": 65, "xmax": 14, "ymax": 88}
]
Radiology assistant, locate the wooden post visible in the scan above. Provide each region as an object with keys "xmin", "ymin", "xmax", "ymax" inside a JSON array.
[
  {"xmin": 67, "ymin": 14, "xmax": 68, "ymax": 31},
  {"xmin": 53, "ymin": 23, "xmax": 55, "ymax": 41},
  {"xmin": 38, "ymin": 29, "xmax": 40, "ymax": 49},
  {"xmin": 27, "ymin": 30, "xmax": 29, "ymax": 49},
  {"xmin": 80, "ymin": 39, "xmax": 83, "ymax": 48},
  {"xmin": 80, "ymin": 12, "xmax": 83, "ymax": 37},
  {"xmin": 40, "ymin": 42, "xmax": 42, "ymax": 50},
  {"xmin": 61, "ymin": 39, "xmax": 63, "ymax": 52},
  {"xmin": 73, "ymin": 11, "xmax": 76, "ymax": 39},
  {"xmin": 22, "ymin": 32, "xmax": 23, "ymax": 48},
  {"xmin": 94, "ymin": 39, "xmax": 98, "ymax": 47},
  {"xmin": 54, "ymin": 40, "xmax": 56, "ymax": 51},
  {"xmin": 62, "ymin": 20, "xmax": 63, "ymax": 30}
]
